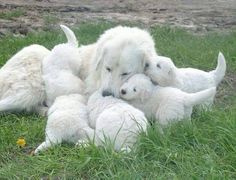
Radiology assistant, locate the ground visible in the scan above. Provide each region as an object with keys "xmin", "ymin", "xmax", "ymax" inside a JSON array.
[{"xmin": 0, "ymin": 0, "xmax": 236, "ymax": 35}]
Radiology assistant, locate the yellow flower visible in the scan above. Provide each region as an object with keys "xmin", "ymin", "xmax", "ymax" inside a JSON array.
[{"xmin": 17, "ymin": 138, "xmax": 26, "ymax": 148}]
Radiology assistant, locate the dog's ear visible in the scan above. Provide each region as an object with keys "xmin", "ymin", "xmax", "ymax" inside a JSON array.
[
  {"xmin": 140, "ymin": 89, "xmax": 150, "ymax": 103},
  {"xmin": 143, "ymin": 57, "xmax": 151, "ymax": 72},
  {"xmin": 139, "ymin": 40, "xmax": 157, "ymax": 70},
  {"xmin": 95, "ymin": 47, "xmax": 106, "ymax": 71},
  {"xmin": 162, "ymin": 58, "xmax": 176, "ymax": 77},
  {"xmin": 141, "ymin": 50, "xmax": 152, "ymax": 72},
  {"xmin": 167, "ymin": 66, "xmax": 176, "ymax": 78}
]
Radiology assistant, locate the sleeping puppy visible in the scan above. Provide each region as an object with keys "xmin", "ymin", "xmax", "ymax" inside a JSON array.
[
  {"xmin": 42, "ymin": 25, "xmax": 85, "ymax": 107},
  {"xmin": 145, "ymin": 52, "xmax": 226, "ymax": 106},
  {"xmin": 0, "ymin": 44, "xmax": 50, "ymax": 115},
  {"xmin": 34, "ymin": 94, "xmax": 93, "ymax": 154},
  {"xmin": 87, "ymin": 90, "xmax": 148, "ymax": 152},
  {"xmin": 120, "ymin": 74, "xmax": 216, "ymax": 126}
]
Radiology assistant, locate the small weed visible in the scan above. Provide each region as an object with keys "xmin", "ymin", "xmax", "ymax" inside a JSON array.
[{"xmin": 0, "ymin": 9, "xmax": 25, "ymax": 20}]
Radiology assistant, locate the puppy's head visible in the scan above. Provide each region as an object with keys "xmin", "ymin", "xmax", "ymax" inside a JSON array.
[
  {"xmin": 145, "ymin": 56, "xmax": 176, "ymax": 86},
  {"xmin": 120, "ymin": 74, "xmax": 153, "ymax": 102},
  {"xmin": 95, "ymin": 38, "xmax": 151, "ymax": 97}
]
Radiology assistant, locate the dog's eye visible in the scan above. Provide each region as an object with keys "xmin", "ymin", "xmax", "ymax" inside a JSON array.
[
  {"xmin": 121, "ymin": 72, "xmax": 130, "ymax": 76},
  {"xmin": 106, "ymin": 67, "xmax": 111, "ymax": 72},
  {"xmin": 156, "ymin": 64, "xmax": 161, "ymax": 68},
  {"xmin": 133, "ymin": 88, "xmax": 136, "ymax": 92},
  {"xmin": 144, "ymin": 63, "xmax": 149, "ymax": 71}
]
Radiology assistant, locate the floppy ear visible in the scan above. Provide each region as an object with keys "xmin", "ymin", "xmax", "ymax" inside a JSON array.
[
  {"xmin": 143, "ymin": 55, "xmax": 150, "ymax": 72},
  {"xmin": 140, "ymin": 48, "xmax": 152, "ymax": 72},
  {"xmin": 140, "ymin": 89, "xmax": 151, "ymax": 103},
  {"xmin": 167, "ymin": 66, "xmax": 176, "ymax": 78},
  {"xmin": 95, "ymin": 47, "xmax": 106, "ymax": 71}
]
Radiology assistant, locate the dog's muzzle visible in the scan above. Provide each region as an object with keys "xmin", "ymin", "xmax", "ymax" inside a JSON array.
[{"xmin": 102, "ymin": 90, "xmax": 114, "ymax": 97}]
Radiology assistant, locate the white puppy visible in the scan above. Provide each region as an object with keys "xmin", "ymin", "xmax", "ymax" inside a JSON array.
[
  {"xmin": 0, "ymin": 44, "xmax": 50, "ymax": 114},
  {"xmin": 43, "ymin": 25, "xmax": 85, "ymax": 107},
  {"xmin": 85, "ymin": 26, "xmax": 158, "ymax": 97},
  {"xmin": 120, "ymin": 74, "xmax": 216, "ymax": 126},
  {"xmin": 34, "ymin": 94, "xmax": 93, "ymax": 154},
  {"xmin": 87, "ymin": 90, "xmax": 148, "ymax": 151},
  {"xmin": 77, "ymin": 43, "xmax": 97, "ymax": 80},
  {"xmin": 145, "ymin": 52, "xmax": 226, "ymax": 93}
]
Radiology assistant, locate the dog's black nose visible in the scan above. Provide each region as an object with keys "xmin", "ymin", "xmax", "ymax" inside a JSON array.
[
  {"xmin": 102, "ymin": 90, "xmax": 114, "ymax": 97},
  {"xmin": 121, "ymin": 89, "xmax": 126, "ymax": 95}
]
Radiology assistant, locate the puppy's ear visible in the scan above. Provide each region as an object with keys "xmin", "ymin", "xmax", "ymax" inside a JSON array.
[
  {"xmin": 95, "ymin": 47, "xmax": 106, "ymax": 71},
  {"xmin": 167, "ymin": 66, "xmax": 176, "ymax": 78},
  {"xmin": 140, "ymin": 89, "xmax": 150, "ymax": 103}
]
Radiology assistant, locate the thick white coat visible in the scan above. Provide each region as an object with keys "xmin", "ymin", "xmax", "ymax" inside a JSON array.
[
  {"xmin": 0, "ymin": 44, "xmax": 50, "ymax": 114},
  {"xmin": 34, "ymin": 94, "xmax": 93, "ymax": 154},
  {"xmin": 42, "ymin": 25, "xmax": 85, "ymax": 106},
  {"xmin": 88, "ymin": 91, "xmax": 148, "ymax": 151},
  {"xmin": 85, "ymin": 26, "xmax": 158, "ymax": 97},
  {"xmin": 146, "ymin": 53, "xmax": 226, "ymax": 92},
  {"xmin": 120, "ymin": 74, "xmax": 216, "ymax": 126}
]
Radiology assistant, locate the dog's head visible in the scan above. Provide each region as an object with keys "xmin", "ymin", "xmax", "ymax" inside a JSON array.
[
  {"xmin": 94, "ymin": 37, "xmax": 155, "ymax": 97},
  {"xmin": 120, "ymin": 74, "xmax": 153, "ymax": 102},
  {"xmin": 145, "ymin": 55, "xmax": 176, "ymax": 86}
]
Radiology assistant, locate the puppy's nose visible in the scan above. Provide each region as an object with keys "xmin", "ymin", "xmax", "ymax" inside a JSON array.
[
  {"xmin": 121, "ymin": 89, "xmax": 126, "ymax": 95},
  {"xmin": 102, "ymin": 90, "xmax": 114, "ymax": 97}
]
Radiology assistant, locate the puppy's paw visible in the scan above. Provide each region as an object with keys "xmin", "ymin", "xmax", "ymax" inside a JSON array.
[
  {"xmin": 75, "ymin": 139, "xmax": 89, "ymax": 148},
  {"xmin": 30, "ymin": 150, "xmax": 36, "ymax": 156},
  {"xmin": 120, "ymin": 146, "xmax": 131, "ymax": 153}
]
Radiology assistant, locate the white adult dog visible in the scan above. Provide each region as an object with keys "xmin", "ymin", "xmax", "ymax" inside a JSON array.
[
  {"xmin": 0, "ymin": 44, "xmax": 50, "ymax": 114},
  {"xmin": 42, "ymin": 25, "xmax": 85, "ymax": 107},
  {"xmin": 87, "ymin": 90, "xmax": 148, "ymax": 151},
  {"xmin": 145, "ymin": 52, "xmax": 226, "ymax": 93},
  {"xmin": 34, "ymin": 94, "xmax": 93, "ymax": 154},
  {"xmin": 120, "ymin": 74, "xmax": 216, "ymax": 126},
  {"xmin": 85, "ymin": 26, "xmax": 158, "ymax": 97}
]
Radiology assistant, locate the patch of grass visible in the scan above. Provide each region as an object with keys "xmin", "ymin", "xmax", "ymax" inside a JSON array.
[
  {"xmin": 43, "ymin": 14, "xmax": 59, "ymax": 30},
  {"xmin": 0, "ymin": 23, "xmax": 236, "ymax": 178},
  {"xmin": 0, "ymin": 9, "xmax": 25, "ymax": 20}
]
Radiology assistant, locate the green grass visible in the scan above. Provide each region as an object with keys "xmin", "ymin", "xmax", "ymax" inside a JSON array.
[
  {"xmin": 43, "ymin": 14, "xmax": 60, "ymax": 30},
  {"xmin": 0, "ymin": 23, "xmax": 236, "ymax": 179},
  {"xmin": 0, "ymin": 9, "xmax": 25, "ymax": 20}
]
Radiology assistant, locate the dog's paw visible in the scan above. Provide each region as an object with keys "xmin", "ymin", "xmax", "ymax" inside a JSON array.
[
  {"xmin": 75, "ymin": 139, "xmax": 89, "ymax": 148},
  {"xmin": 120, "ymin": 146, "xmax": 131, "ymax": 153},
  {"xmin": 30, "ymin": 150, "xmax": 36, "ymax": 156}
]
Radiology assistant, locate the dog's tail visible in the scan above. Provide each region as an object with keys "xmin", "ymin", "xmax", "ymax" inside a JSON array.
[
  {"xmin": 210, "ymin": 52, "xmax": 226, "ymax": 86},
  {"xmin": 60, "ymin": 25, "xmax": 78, "ymax": 47},
  {"xmin": 184, "ymin": 87, "xmax": 216, "ymax": 107}
]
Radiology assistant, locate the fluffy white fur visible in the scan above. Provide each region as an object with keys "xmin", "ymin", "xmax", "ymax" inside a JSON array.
[
  {"xmin": 42, "ymin": 25, "xmax": 85, "ymax": 106},
  {"xmin": 87, "ymin": 90, "xmax": 148, "ymax": 151},
  {"xmin": 120, "ymin": 74, "xmax": 216, "ymax": 126},
  {"xmin": 0, "ymin": 44, "xmax": 50, "ymax": 114},
  {"xmin": 85, "ymin": 26, "xmax": 158, "ymax": 97},
  {"xmin": 77, "ymin": 43, "xmax": 97, "ymax": 80},
  {"xmin": 34, "ymin": 94, "xmax": 93, "ymax": 154},
  {"xmin": 145, "ymin": 52, "xmax": 226, "ymax": 93}
]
